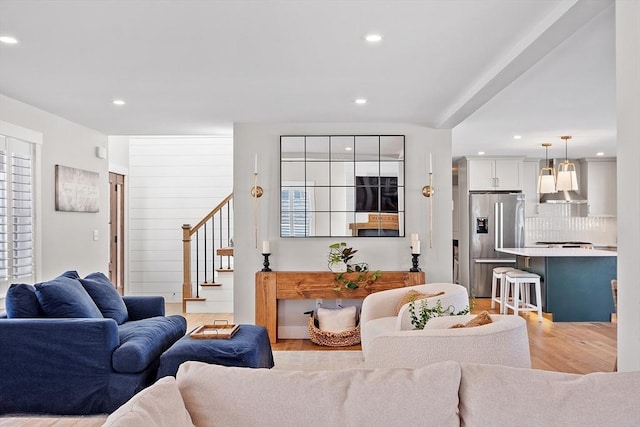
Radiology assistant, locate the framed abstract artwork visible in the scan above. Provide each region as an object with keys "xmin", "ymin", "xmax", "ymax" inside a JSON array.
[{"xmin": 55, "ymin": 165, "xmax": 100, "ymax": 212}]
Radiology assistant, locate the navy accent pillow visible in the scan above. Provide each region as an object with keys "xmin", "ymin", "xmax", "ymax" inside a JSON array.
[
  {"xmin": 5, "ymin": 283, "xmax": 44, "ymax": 318},
  {"xmin": 59, "ymin": 270, "xmax": 81, "ymax": 279},
  {"xmin": 34, "ymin": 276, "xmax": 103, "ymax": 318},
  {"xmin": 80, "ymin": 272, "xmax": 129, "ymax": 325}
]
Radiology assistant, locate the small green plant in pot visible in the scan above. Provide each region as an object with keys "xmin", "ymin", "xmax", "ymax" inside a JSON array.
[
  {"xmin": 327, "ymin": 242, "xmax": 382, "ymax": 290},
  {"xmin": 327, "ymin": 242, "xmax": 356, "ymax": 272},
  {"xmin": 408, "ymin": 298, "xmax": 470, "ymax": 330}
]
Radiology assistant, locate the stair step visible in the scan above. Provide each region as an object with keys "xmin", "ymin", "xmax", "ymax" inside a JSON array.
[
  {"xmin": 184, "ymin": 297, "xmax": 206, "ymax": 302},
  {"xmin": 216, "ymin": 268, "xmax": 234, "ymax": 273},
  {"xmin": 216, "ymin": 247, "xmax": 234, "ymax": 257}
]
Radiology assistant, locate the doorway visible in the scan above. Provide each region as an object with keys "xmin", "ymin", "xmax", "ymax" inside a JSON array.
[{"xmin": 109, "ymin": 172, "xmax": 125, "ymax": 295}]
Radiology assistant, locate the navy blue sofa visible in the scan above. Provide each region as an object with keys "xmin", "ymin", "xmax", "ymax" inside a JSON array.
[{"xmin": 0, "ymin": 271, "xmax": 186, "ymax": 415}]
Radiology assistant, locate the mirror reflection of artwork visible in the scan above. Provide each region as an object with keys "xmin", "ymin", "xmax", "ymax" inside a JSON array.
[{"xmin": 280, "ymin": 135, "xmax": 404, "ymax": 237}]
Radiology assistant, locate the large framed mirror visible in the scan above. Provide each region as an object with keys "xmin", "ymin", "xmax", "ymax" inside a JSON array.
[{"xmin": 280, "ymin": 135, "xmax": 405, "ymax": 237}]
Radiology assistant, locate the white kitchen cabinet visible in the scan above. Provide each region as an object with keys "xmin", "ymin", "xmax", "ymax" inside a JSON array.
[
  {"xmin": 580, "ymin": 158, "xmax": 616, "ymax": 216},
  {"xmin": 522, "ymin": 159, "xmax": 541, "ymax": 216},
  {"xmin": 466, "ymin": 157, "xmax": 523, "ymax": 191}
]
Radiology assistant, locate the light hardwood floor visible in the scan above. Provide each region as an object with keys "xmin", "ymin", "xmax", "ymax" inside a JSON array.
[{"xmin": 174, "ymin": 298, "xmax": 617, "ymax": 375}]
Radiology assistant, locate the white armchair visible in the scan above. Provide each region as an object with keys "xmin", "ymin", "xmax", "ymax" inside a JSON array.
[{"xmin": 360, "ymin": 283, "xmax": 531, "ymax": 369}]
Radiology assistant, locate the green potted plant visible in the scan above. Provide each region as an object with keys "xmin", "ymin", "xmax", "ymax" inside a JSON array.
[
  {"xmin": 327, "ymin": 242, "xmax": 356, "ymax": 272},
  {"xmin": 408, "ymin": 298, "xmax": 470, "ymax": 330}
]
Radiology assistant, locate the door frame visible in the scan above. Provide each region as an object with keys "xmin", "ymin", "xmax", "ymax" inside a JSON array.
[{"xmin": 109, "ymin": 172, "xmax": 125, "ymax": 295}]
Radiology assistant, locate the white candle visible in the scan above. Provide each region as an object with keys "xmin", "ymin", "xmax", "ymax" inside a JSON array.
[
  {"xmin": 412, "ymin": 240, "xmax": 421, "ymax": 254},
  {"xmin": 411, "ymin": 233, "xmax": 419, "ymax": 243},
  {"xmin": 262, "ymin": 240, "xmax": 270, "ymax": 254},
  {"xmin": 429, "ymin": 152, "xmax": 433, "ymax": 174},
  {"xmin": 254, "ymin": 153, "xmax": 258, "ymax": 174}
]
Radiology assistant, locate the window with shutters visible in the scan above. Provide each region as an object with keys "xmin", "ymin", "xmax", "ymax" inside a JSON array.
[
  {"xmin": 0, "ymin": 136, "xmax": 35, "ymax": 284},
  {"xmin": 280, "ymin": 183, "xmax": 314, "ymax": 237}
]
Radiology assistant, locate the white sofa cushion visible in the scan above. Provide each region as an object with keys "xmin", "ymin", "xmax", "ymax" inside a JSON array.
[
  {"xmin": 177, "ymin": 360, "xmax": 462, "ymax": 427},
  {"xmin": 102, "ymin": 376, "xmax": 195, "ymax": 427},
  {"xmin": 459, "ymin": 362, "xmax": 640, "ymax": 427}
]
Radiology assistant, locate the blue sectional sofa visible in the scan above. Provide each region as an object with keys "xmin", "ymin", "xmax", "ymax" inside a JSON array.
[{"xmin": 0, "ymin": 271, "xmax": 186, "ymax": 415}]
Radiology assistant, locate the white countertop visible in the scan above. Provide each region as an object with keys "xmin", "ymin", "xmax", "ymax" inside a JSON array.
[{"xmin": 496, "ymin": 247, "xmax": 617, "ymax": 257}]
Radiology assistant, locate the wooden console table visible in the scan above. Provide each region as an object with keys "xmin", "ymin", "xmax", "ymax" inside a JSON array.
[{"xmin": 255, "ymin": 271, "xmax": 425, "ymax": 343}]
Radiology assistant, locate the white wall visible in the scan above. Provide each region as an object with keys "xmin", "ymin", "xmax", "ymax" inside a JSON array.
[
  {"xmin": 0, "ymin": 94, "xmax": 109, "ymax": 279},
  {"xmin": 108, "ymin": 136, "xmax": 130, "ymax": 176},
  {"xmin": 233, "ymin": 122, "xmax": 452, "ymax": 338},
  {"xmin": 127, "ymin": 136, "xmax": 233, "ymax": 302},
  {"xmin": 615, "ymin": 0, "xmax": 640, "ymax": 372}
]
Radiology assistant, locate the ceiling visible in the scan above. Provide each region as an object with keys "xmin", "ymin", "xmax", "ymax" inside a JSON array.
[{"xmin": 0, "ymin": 0, "xmax": 615, "ymax": 160}]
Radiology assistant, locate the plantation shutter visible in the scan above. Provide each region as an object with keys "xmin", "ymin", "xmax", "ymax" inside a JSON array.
[
  {"xmin": 0, "ymin": 139, "xmax": 8, "ymax": 281},
  {"xmin": 0, "ymin": 136, "xmax": 35, "ymax": 282},
  {"xmin": 280, "ymin": 185, "xmax": 313, "ymax": 237}
]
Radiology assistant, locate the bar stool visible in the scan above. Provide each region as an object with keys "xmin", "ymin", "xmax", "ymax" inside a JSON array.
[
  {"xmin": 491, "ymin": 267, "xmax": 516, "ymax": 314},
  {"xmin": 503, "ymin": 270, "xmax": 543, "ymax": 322}
]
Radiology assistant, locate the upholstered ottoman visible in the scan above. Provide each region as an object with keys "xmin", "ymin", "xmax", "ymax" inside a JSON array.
[{"xmin": 156, "ymin": 324, "xmax": 274, "ymax": 378}]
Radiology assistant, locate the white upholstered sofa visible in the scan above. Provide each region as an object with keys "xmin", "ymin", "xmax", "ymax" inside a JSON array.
[
  {"xmin": 102, "ymin": 360, "xmax": 640, "ymax": 427},
  {"xmin": 360, "ymin": 283, "xmax": 531, "ymax": 369}
]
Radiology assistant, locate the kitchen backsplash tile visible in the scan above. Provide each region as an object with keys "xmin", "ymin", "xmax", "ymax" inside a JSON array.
[{"xmin": 525, "ymin": 216, "xmax": 617, "ymax": 246}]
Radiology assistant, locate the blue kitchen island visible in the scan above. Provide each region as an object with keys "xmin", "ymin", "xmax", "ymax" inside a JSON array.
[{"xmin": 496, "ymin": 248, "xmax": 617, "ymax": 322}]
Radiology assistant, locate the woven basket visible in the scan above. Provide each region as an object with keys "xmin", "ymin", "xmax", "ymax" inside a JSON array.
[{"xmin": 307, "ymin": 316, "xmax": 361, "ymax": 347}]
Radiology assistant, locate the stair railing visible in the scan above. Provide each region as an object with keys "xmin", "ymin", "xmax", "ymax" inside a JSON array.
[{"xmin": 182, "ymin": 193, "xmax": 233, "ymax": 311}]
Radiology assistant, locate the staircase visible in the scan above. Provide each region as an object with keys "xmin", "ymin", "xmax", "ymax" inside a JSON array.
[{"xmin": 182, "ymin": 193, "xmax": 234, "ymax": 313}]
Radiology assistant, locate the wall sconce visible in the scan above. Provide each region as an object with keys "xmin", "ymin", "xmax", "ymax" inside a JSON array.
[
  {"xmin": 252, "ymin": 154, "xmax": 264, "ymax": 248},
  {"xmin": 421, "ymin": 153, "xmax": 435, "ymax": 248}
]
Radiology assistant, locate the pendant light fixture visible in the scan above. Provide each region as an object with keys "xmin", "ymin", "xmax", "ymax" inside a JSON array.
[
  {"xmin": 556, "ymin": 135, "xmax": 578, "ymax": 191},
  {"xmin": 537, "ymin": 143, "xmax": 556, "ymax": 194}
]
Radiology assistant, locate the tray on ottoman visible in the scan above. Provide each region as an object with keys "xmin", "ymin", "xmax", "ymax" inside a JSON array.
[
  {"xmin": 157, "ymin": 324, "xmax": 274, "ymax": 378},
  {"xmin": 190, "ymin": 323, "xmax": 239, "ymax": 339}
]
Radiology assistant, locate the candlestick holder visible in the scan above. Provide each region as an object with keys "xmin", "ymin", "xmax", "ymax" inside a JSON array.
[
  {"xmin": 261, "ymin": 253, "xmax": 272, "ymax": 272},
  {"xmin": 409, "ymin": 253, "xmax": 421, "ymax": 272}
]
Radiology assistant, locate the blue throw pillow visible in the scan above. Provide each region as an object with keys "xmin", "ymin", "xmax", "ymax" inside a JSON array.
[
  {"xmin": 34, "ymin": 275, "xmax": 103, "ymax": 318},
  {"xmin": 59, "ymin": 270, "xmax": 81, "ymax": 279},
  {"xmin": 5, "ymin": 283, "xmax": 44, "ymax": 318},
  {"xmin": 80, "ymin": 272, "xmax": 129, "ymax": 324}
]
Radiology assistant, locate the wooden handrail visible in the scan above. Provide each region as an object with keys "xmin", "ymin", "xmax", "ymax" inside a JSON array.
[
  {"xmin": 190, "ymin": 192, "xmax": 234, "ymax": 236},
  {"xmin": 182, "ymin": 193, "xmax": 234, "ymax": 311}
]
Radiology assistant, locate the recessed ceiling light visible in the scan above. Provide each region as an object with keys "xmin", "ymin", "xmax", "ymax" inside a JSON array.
[
  {"xmin": 596, "ymin": 152, "xmax": 605, "ymax": 156},
  {"xmin": 364, "ymin": 34, "xmax": 383, "ymax": 43},
  {"xmin": 113, "ymin": 99, "xmax": 126, "ymax": 106},
  {"xmin": 0, "ymin": 36, "xmax": 18, "ymax": 44},
  {"xmin": 513, "ymin": 135, "xmax": 522, "ymax": 140},
  {"xmin": 354, "ymin": 98, "xmax": 367, "ymax": 105},
  {"xmin": 345, "ymin": 147, "xmax": 352, "ymax": 151},
  {"xmin": 478, "ymin": 151, "xmax": 485, "ymax": 155}
]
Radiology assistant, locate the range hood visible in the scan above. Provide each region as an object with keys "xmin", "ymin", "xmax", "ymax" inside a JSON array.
[
  {"xmin": 540, "ymin": 190, "xmax": 587, "ymax": 204},
  {"xmin": 539, "ymin": 158, "xmax": 588, "ymax": 204}
]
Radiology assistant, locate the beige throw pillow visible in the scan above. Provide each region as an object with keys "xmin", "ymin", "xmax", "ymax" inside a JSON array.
[
  {"xmin": 395, "ymin": 290, "xmax": 445, "ymax": 315},
  {"xmin": 103, "ymin": 377, "xmax": 195, "ymax": 427},
  {"xmin": 317, "ymin": 306, "xmax": 356, "ymax": 332},
  {"xmin": 450, "ymin": 311, "xmax": 493, "ymax": 328}
]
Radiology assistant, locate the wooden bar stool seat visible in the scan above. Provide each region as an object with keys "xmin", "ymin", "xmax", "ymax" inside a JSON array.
[{"xmin": 503, "ymin": 270, "xmax": 543, "ymax": 322}]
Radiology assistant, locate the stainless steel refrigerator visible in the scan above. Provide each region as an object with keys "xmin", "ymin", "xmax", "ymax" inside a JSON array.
[{"xmin": 469, "ymin": 193, "xmax": 525, "ymax": 297}]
